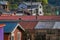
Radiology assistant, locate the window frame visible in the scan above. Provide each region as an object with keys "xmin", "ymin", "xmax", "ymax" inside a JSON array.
[{"xmin": 17, "ymin": 32, "xmax": 21, "ymax": 40}]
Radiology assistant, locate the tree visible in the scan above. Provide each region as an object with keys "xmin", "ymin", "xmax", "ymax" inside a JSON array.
[{"xmin": 42, "ymin": 0, "xmax": 48, "ymax": 4}]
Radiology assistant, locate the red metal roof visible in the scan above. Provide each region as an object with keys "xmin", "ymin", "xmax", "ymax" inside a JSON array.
[
  {"xmin": 0, "ymin": 24, "xmax": 5, "ymax": 27},
  {"xmin": 0, "ymin": 16, "xmax": 60, "ymax": 20},
  {"xmin": 19, "ymin": 21, "xmax": 37, "ymax": 29}
]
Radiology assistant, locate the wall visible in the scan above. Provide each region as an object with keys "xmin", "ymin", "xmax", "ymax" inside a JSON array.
[
  {"xmin": 4, "ymin": 33, "xmax": 10, "ymax": 40},
  {"xmin": 0, "ymin": 28, "xmax": 3, "ymax": 40}
]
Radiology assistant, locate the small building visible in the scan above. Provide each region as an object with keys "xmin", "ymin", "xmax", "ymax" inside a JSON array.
[
  {"xmin": 0, "ymin": 24, "xmax": 5, "ymax": 40},
  {"xmin": 34, "ymin": 21, "xmax": 60, "ymax": 40},
  {"xmin": 0, "ymin": 1, "xmax": 9, "ymax": 12},
  {"xmin": 24, "ymin": 2, "xmax": 44, "ymax": 16},
  {"xmin": 20, "ymin": 21, "xmax": 37, "ymax": 40},
  {"xmin": 20, "ymin": 21, "xmax": 60, "ymax": 40},
  {"xmin": 4, "ymin": 22, "xmax": 25, "ymax": 40}
]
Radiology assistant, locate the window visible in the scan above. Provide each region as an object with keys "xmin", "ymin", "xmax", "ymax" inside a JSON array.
[
  {"xmin": 17, "ymin": 32, "xmax": 21, "ymax": 40},
  {"xmin": 40, "ymin": 6, "xmax": 41, "ymax": 8},
  {"xmin": 47, "ymin": 30, "xmax": 55, "ymax": 34},
  {"xmin": 11, "ymin": 33, "xmax": 14, "ymax": 40},
  {"xmin": 40, "ymin": 12, "xmax": 42, "ymax": 14}
]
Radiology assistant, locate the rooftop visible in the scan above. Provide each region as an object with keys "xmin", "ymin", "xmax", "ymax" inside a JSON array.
[
  {"xmin": 0, "ymin": 24, "xmax": 5, "ymax": 27},
  {"xmin": 0, "ymin": 16, "xmax": 60, "ymax": 21}
]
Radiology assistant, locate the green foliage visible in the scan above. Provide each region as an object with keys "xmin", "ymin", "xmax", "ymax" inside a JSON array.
[
  {"xmin": 42, "ymin": 0, "xmax": 48, "ymax": 4},
  {"xmin": 36, "ymin": 0, "xmax": 48, "ymax": 5},
  {"xmin": 9, "ymin": 4, "xmax": 18, "ymax": 10}
]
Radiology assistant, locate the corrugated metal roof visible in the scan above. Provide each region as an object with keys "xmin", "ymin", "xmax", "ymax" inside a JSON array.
[
  {"xmin": 20, "ymin": 21, "xmax": 37, "ymax": 29},
  {"xmin": 0, "ymin": 16, "xmax": 60, "ymax": 21},
  {"xmin": 0, "ymin": 22, "xmax": 17, "ymax": 33},
  {"xmin": 35, "ymin": 21, "xmax": 60, "ymax": 29},
  {"xmin": 35, "ymin": 22, "xmax": 55, "ymax": 29},
  {"xmin": 53, "ymin": 22, "xmax": 60, "ymax": 29}
]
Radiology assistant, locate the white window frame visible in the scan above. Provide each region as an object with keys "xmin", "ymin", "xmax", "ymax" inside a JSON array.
[
  {"xmin": 11, "ymin": 33, "xmax": 14, "ymax": 40},
  {"xmin": 17, "ymin": 32, "xmax": 21, "ymax": 40}
]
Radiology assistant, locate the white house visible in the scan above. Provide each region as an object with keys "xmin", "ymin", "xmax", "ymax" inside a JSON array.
[{"xmin": 24, "ymin": 2, "xmax": 44, "ymax": 16}]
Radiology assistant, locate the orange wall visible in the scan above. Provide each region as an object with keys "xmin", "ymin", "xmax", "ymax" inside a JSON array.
[
  {"xmin": 4, "ymin": 28, "xmax": 22, "ymax": 40},
  {"xmin": 4, "ymin": 34, "xmax": 10, "ymax": 40},
  {"xmin": 14, "ymin": 28, "xmax": 22, "ymax": 40}
]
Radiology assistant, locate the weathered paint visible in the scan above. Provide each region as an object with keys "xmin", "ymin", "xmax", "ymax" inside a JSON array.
[{"xmin": 0, "ymin": 28, "xmax": 3, "ymax": 40}]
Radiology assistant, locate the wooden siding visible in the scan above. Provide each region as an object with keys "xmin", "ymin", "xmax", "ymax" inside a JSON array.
[{"xmin": 4, "ymin": 28, "xmax": 23, "ymax": 40}]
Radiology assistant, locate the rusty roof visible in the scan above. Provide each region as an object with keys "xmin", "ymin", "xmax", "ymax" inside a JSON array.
[{"xmin": 19, "ymin": 21, "xmax": 37, "ymax": 29}]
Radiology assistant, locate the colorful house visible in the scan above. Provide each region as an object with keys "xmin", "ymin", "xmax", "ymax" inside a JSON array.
[
  {"xmin": 3, "ymin": 22, "xmax": 25, "ymax": 40},
  {"xmin": 0, "ymin": 24, "xmax": 5, "ymax": 40}
]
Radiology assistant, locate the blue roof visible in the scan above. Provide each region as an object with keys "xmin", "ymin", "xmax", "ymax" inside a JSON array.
[
  {"xmin": 0, "ymin": 22, "xmax": 18, "ymax": 33},
  {"xmin": 18, "ymin": 3, "xmax": 27, "ymax": 9},
  {"xmin": 27, "ymin": 5, "xmax": 38, "ymax": 9}
]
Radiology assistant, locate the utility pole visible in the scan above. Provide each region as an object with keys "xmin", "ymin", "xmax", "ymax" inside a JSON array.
[{"xmin": 31, "ymin": 0, "xmax": 32, "ymax": 15}]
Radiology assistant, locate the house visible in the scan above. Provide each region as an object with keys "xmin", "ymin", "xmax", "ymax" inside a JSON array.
[
  {"xmin": 0, "ymin": 24, "xmax": 5, "ymax": 40},
  {"xmin": 29, "ymin": 21, "xmax": 60, "ymax": 40},
  {"xmin": 19, "ymin": 21, "xmax": 38, "ymax": 40},
  {"xmin": 24, "ymin": 2, "xmax": 44, "ymax": 16},
  {"xmin": 3, "ymin": 22, "xmax": 25, "ymax": 40},
  {"xmin": 19, "ymin": 16, "xmax": 60, "ymax": 40},
  {"xmin": 19, "ymin": 21, "xmax": 60, "ymax": 40},
  {"xmin": 18, "ymin": 2, "xmax": 44, "ymax": 16},
  {"xmin": 0, "ymin": 1, "xmax": 9, "ymax": 12}
]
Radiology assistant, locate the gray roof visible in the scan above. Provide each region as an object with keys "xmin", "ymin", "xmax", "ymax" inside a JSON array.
[
  {"xmin": 24, "ymin": 2, "xmax": 41, "ymax": 5},
  {"xmin": 53, "ymin": 22, "xmax": 60, "ymax": 29},
  {"xmin": 0, "ymin": 1, "xmax": 8, "ymax": 5},
  {"xmin": 35, "ymin": 21, "xmax": 60, "ymax": 29}
]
